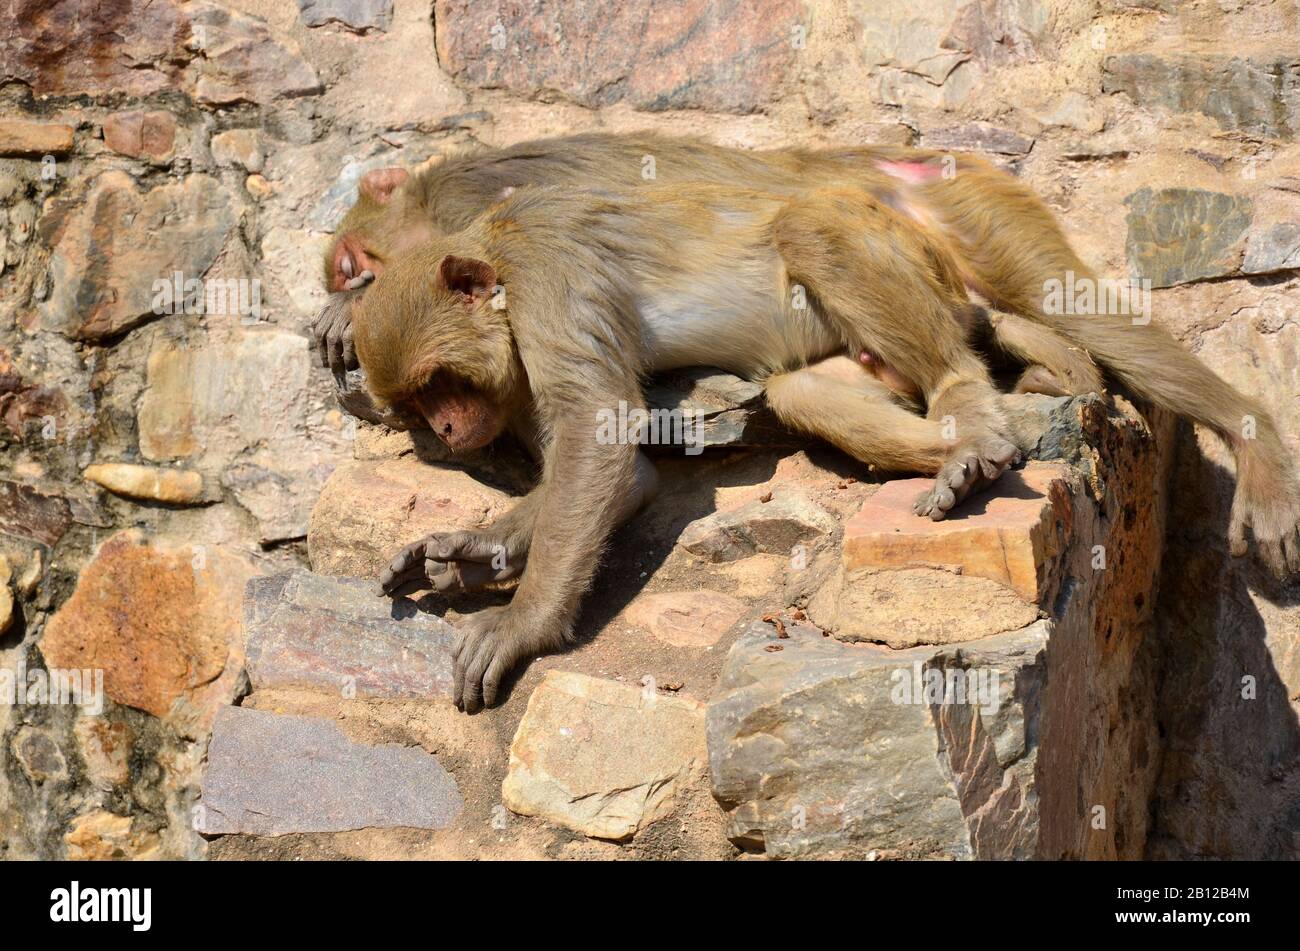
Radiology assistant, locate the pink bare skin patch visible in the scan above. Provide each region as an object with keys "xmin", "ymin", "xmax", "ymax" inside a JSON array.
[{"xmin": 876, "ymin": 159, "xmax": 945, "ymax": 185}]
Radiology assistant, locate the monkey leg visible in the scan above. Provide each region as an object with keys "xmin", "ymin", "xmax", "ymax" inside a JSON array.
[
  {"xmin": 764, "ymin": 358, "xmax": 950, "ymax": 474},
  {"xmin": 976, "ymin": 309, "xmax": 1105, "ymax": 397},
  {"xmin": 933, "ymin": 162, "xmax": 1300, "ymax": 572},
  {"xmin": 773, "ymin": 190, "xmax": 1020, "ymax": 518}
]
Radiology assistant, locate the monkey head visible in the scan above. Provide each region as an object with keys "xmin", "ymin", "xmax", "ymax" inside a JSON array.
[
  {"xmin": 323, "ymin": 167, "xmax": 437, "ymax": 293},
  {"xmin": 352, "ymin": 245, "xmax": 522, "ymax": 452}
]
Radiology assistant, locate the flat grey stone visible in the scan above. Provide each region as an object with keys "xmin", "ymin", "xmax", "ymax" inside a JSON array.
[
  {"xmin": 200, "ymin": 706, "xmax": 462, "ymax": 835},
  {"xmin": 706, "ymin": 619, "xmax": 1047, "ymax": 859},
  {"xmin": 298, "ymin": 0, "xmax": 392, "ymax": 32},
  {"xmin": 1242, "ymin": 222, "xmax": 1300, "ymax": 275},
  {"xmin": 677, "ymin": 486, "xmax": 835, "ymax": 563},
  {"xmin": 1103, "ymin": 52, "xmax": 1300, "ymax": 140},
  {"xmin": 1124, "ymin": 187, "xmax": 1253, "ymax": 288},
  {"xmin": 245, "ymin": 570, "xmax": 455, "ymax": 699}
]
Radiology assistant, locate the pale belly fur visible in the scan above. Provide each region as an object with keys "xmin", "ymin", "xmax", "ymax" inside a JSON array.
[{"xmin": 636, "ymin": 255, "xmax": 841, "ymax": 381}]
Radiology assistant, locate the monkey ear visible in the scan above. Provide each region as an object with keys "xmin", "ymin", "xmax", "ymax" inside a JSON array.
[
  {"xmin": 359, "ymin": 167, "xmax": 409, "ymax": 205},
  {"xmin": 434, "ymin": 255, "xmax": 497, "ymax": 305}
]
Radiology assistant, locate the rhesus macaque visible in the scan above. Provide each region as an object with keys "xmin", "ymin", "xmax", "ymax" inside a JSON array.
[
  {"xmin": 316, "ymin": 133, "xmax": 1098, "ymax": 396},
  {"xmin": 323, "ymin": 135, "xmax": 1300, "ymax": 711},
  {"xmin": 346, "ymin": 180, "xmax": 1076, "ymax": 710}
]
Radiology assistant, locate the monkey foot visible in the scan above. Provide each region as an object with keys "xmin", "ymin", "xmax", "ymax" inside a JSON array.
[
  {"xmin": 912, "ymin": 436, "xmax": 1021, "ymax": 521},
  {"xmin": 1229, "ymin": 492, "xmax": 1300, "ymax": 579}
]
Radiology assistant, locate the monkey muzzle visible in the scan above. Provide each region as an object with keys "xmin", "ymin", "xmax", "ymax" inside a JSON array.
[{"xmin": 410, "ymin": 379, "xmax": 503, "ymax": 452}]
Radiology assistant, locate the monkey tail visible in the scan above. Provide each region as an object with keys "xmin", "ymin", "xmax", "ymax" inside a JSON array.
[
  {"xmin": 972, "ymin": 307, "xmax": 1105, "ymax": 397},
  {"xmin": 1031, "ymin": 296, "xmax": 1268, "ymax": 453}
]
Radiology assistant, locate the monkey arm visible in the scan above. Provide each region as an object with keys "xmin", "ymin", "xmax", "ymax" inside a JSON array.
[
  {"xmin": 450, "ymin": 392, "xmax": 645, "ymax": 711},
  {"xmin": 489, "ymin": 447, "xmax": 657, "ymax": 546}
]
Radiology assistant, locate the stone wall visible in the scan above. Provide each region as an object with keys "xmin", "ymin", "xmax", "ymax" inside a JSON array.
[{"xmin": 0, "ymin": 0, "xmax": 1297, "ymax": 859}]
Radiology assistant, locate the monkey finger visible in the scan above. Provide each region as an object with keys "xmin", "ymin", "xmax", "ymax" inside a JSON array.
[
  {"xmin": 328, "ymin": 327, "xmax": 348, "ymax": 376},
  {"xmin": 481, "ymin": 655, "xmax": 513, "ymax": 708},
  {"xmin": 383, "ymin": 577, "xmax": 436, "ymax": 600},
  {"xmin": 379, "ymin": 555, "xmax": 446, "ymax": 594},
  {"xmin": 341, "ymin": 324, "xmax": 357, "ymax": 370},
  {"xmin": 431, "ymin": 532, "xmax": 504, "ymax": 564},
  {"xmin": 1227, "ymin": 513, "xmax": 1249, "ymax": 558},
  {"xmin": 313, "ymin": 312, "xmax": 334, "ymax": 369},
  {"xmin": 1282, "ymin": 531, "xmax": 1300, "ymax": 575},
  {"xmin": 344, "ymin": 270, "xmax": 374, "ymax": 291},
  {"xmin": 929, "ymin": 484, "xmax": 956, "ymax": 519},
  {"xmin": 431, "ymin": 560, "xmax": 497, "ymax": 593},
  {"xmin": 451, "ymin": 624, "xmax": 484, "ymax": 707},
  {"xmin": 459, "ymin": 639, "xmax": 498, "ymax": 713},
  {"xmin": 378, "ymin": 561, "xmax": 431, "ymax": 595},
  {"xmin": 382, "ymin": 537, "xmax": 442, "ymax": 582},
  {"xmin": 1262, "ymin": 541, "xmax": 1287, "ymax": 580}
]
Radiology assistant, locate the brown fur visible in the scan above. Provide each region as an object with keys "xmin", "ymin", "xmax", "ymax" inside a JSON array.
[
  {"xmin": 325, "ymin": 133, "xmax": 1300, "ymax": 709},
  {"xmin": 352, "ymin": 180, "xmax": 1021, "ymax": 710}
]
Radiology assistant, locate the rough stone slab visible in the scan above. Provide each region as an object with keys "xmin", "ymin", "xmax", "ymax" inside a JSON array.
[
  {"xmin": 502, "ymin": 671, "xmax": 706, "ymax": 841},
  {"xmin": 307, "ymin": 458, "xmax": 514, "ymax": 578},
  {"xmin": 188, "ymin": 1, "xmax": 322, "ymax": 105},
  {"xmin": 244, "ymin": 570, "xmax": 455, "ymax": 699},
  {"xmin": 0, "ymin": 119, "xmax": 74, "ymax": 156},
  {"xmin": 921, "ymin": 121, "xmax": 1034, "ymax": 156},
  {"xmin": 298, "ymin": 0, "xmax": 392, "ymax": 32},
  {"xmin": 621, "ymin": 590, "xmax": 747, "ymax": 648},
  {"xmin": 138, "ymin": 331, "xmax": 350, "ymax": 544},
  {"xmin": 841, "ymin": 463, "xmax": 1071, "ymax": 602},
  {"xmin": 0, "ymin": 479, "xmax": 71, "ymax": 546},
  {"xmin": 201, "ymin": 706, "xmax": 462, "ymax": 835},
  {"xmin": 39, "ymin": 171, "xmax": 236, "ymax": 342},
  {"xmin": 678, "ymin": 486, "xmax": 836, "ymax": 563},
  {"xmin": 434, "ymin": 0, "xmax": 801, "ymax": 114},
  {"xmin": 0, "ymin": 0, "xmax": 188, "ymax": 98},
  {"xmin": 40, "ymin": 530, "xmax": 256, "ymax": 730},
  {"xmin": 1103, "ymin": 52, "xmax": 1300, "ymax": 140},
  {"xmin": 1123, "ymin": 187, "xmax": 1253, "ymax": 288},
  {"xmin": 1242, "ymin": 222, "xmax": 1300, "ymax": 275},
  {"xmin": 706, "ymin": 619, "xmax": 1047, "ymax": 859},
  {"xmin": 101, "ymin": 110, "xmax": 176, "ymax": 162},
  {"xmin": 808, "ymin": 564, "xmax": 1040, "ymax": 648}
]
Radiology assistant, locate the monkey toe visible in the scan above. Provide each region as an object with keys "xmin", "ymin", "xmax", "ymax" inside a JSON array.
[
  {"xmin": 913, "ymin": 461, "xmax": 968, "ymax": 521},
  {"xmin": 912, "ymin": 437, "xmax": 1019, "ymax": 521},
  {"xmin": 1014, "ymin": 366, "xmax": 1068, "ymax": 397}
]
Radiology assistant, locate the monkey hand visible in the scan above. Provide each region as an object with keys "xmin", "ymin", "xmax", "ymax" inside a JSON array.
[
  {"xmin": 452, "ymin": 604, "xmax": 566, "ymax": 711},
  {"xmin": 378, "ymin": 530, "xmax": 527, "ymax": 599},
  {"xmin": 311, "ymin": 276, "xmax": 372, "ymax": 374}
]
